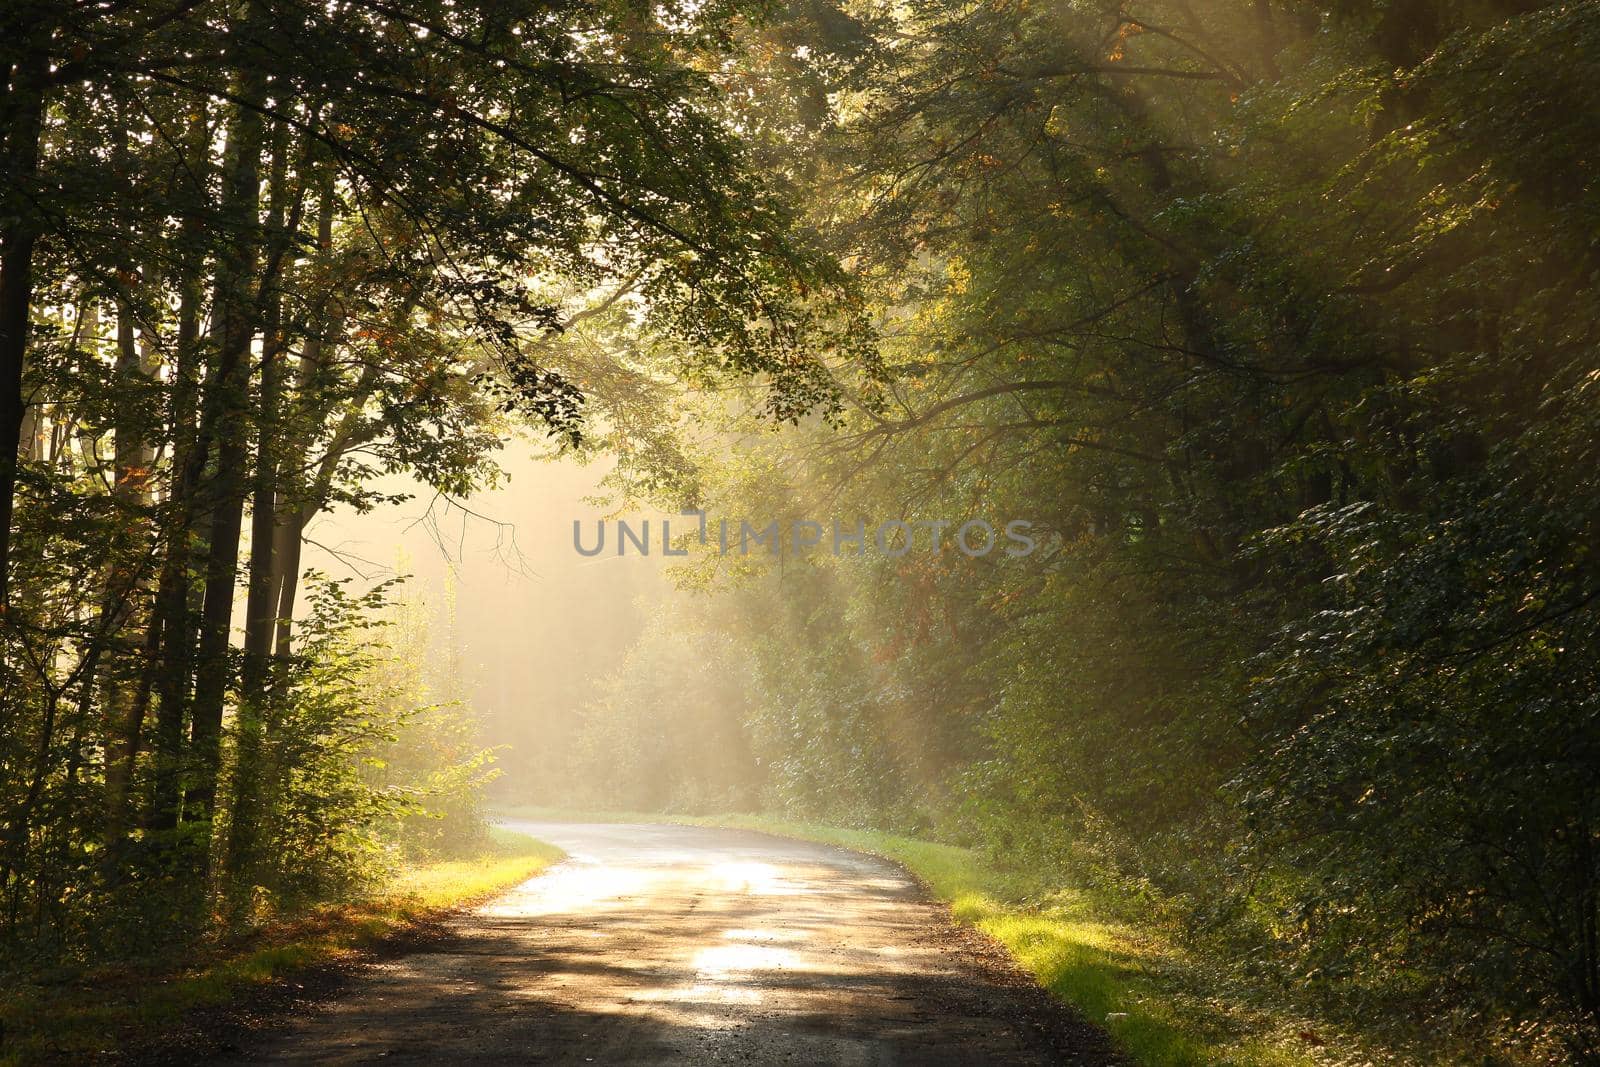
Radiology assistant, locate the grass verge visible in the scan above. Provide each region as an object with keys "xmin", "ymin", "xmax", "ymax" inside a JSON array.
[
  {"xmin": 0, "ymin": 827, "xmax": 563, "ymax": 1066},
  {"xmin": 497, "ymin": 807, "xmax": 1379, "ymax": 1067}
]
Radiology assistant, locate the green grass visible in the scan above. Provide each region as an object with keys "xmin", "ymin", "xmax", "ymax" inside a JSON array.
[
  {"xmin": 497, "ymin": 807, "xmax": 1374, "ymax": 1067},
  {"xmin": 0, "ymin": 828, "xmax": 563, "ymax": 1066},
  {"xmin": 390, "ymin": 828, "xmax": 564, "ymax": 909}
]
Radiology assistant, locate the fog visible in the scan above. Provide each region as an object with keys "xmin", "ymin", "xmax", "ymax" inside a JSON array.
[{"xmin": 301, "ymin": 445, "xmax": 673, "ymax": 804}]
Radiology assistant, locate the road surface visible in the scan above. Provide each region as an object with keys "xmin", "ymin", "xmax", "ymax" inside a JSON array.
[{"xmin": 225, "ymin": 821, "xmax": 1115, "ymax": 1065}]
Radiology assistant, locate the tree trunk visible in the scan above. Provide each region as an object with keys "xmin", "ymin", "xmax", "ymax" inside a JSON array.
[
  {"xmin": 183, "ymin": 52, "xmax": 269, "ymax": 839},
  {"xmin": 100, "ymin": 281, "xmax": 160, "ymax": 856},
  {"xmin": 270, "ymin": 180, "xmax": 337, "ymax": 664},
  {"xmin": 272, "ymin": 509, "xmax": 309, "ymax": 659},
  {"xmin": 144, "ymin": 234, "xmax": 207, "ymax": 840},
  {"xmin": 224, "ymin": 127, "xmax": 299, "ymax": 894},
  {"xmin": 0, "ymin": 45, "xmax": 50, "ymax": 613}
]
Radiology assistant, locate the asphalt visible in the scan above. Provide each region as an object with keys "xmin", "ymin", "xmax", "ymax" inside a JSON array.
[{"xmin": 216, "ymin": 821, "xmax": 1117, "ymax": 1065}]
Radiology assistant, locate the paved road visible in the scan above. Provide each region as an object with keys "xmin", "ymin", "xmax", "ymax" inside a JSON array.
[{"xmin": 227, "ymin": 822, "xmax": 1114, "ymax": 1065}]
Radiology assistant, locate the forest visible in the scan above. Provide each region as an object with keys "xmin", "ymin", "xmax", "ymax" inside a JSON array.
[{"xmin": 2, "ymin": 0, "xmax": 1598, "ymax": 1062}]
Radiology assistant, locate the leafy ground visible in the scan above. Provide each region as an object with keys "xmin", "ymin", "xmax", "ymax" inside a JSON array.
[
  {"xmin": 0, "ymin": 828, "xmax": 563, "ymax": 1066},
  {"xmin": 498, "ymin": 807, "xmax": 1419, "ymax": 1067}
]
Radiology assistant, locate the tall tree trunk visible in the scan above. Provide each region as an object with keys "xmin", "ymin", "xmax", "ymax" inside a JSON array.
[
  {"xmin": 270, "ymin": 179, "xmax": 337, "ymax": 664},
  {"xmin": 0, "ymin": 45, "xmax": 50, "ymax": 613},
  {"xmin": 101, "ymin": 280, "xmax": 160, "ymax": 855},
  {"xmin": 224, "ymin": 126, "xmax": 301, "ymax": 894},
  {"xmin": 144, "ymin": 102, "xmax": 212, "ymax": 844},
  {"xmin": 182, "ymin": 47, "xmax": 269, "ymax": 841}
]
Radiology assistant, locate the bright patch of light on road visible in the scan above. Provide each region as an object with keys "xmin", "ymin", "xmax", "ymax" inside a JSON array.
[
  {"xmin": 710, "ymin": 862, "xmax": 803, "ymax": 895},
  {"xmin": 693, "ymin": 943, "xmax": 797, "ymax": 975},
  {"xmin": 480, "ymin": 861, "xmax": 657, "ymax": 917}
]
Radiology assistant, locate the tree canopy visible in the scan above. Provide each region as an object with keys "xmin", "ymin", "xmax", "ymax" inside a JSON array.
[{"xmin": 4, "ymin": 0, "xmax": 1600, "ymax": 1060}]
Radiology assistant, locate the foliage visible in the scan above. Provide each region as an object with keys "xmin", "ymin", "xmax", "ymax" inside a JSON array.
[
  {"xmin": 568, "ymin": 601, "xmax": 763, "ymax": 813},
  {"xmin": 549, "ymin": 0, "xmax": 1600, "ymax": 1057},
  {"xmin": 0, "ymin": 828, "xmax": 561, "ymax": 1066},
  {"xmin": 1, "ymin": 0, "xmax": 852, "ymax": 979},
  {"xmin": 5, "ymin": 0, "xmax": 1599, "ymax": 1059},
  {"xmin": 230, "ymin": 575, "xmax": 502, "ymax": 918}
]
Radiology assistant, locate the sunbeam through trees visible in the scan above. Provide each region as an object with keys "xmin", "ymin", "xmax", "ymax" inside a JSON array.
[{"xmin": 3, "ymin": 0, "xmax": 1599, "ymax": 1062}]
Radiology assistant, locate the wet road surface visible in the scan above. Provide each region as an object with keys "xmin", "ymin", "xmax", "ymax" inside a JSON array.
[{"xmin": 226, "ymin": 821, "xmax": 1116, "ymax": 1065}]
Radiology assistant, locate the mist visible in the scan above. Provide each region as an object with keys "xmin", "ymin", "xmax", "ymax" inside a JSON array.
[
  {"xmin": 6, "ymin": 0, "xmax": 1598, "ymax": 1060},
  {"xmin": 301, "ymin": 446, "xmax": 674, "ymax": 807}
]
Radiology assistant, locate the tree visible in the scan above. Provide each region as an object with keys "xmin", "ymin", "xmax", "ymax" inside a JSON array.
[{"xmin": 1, "ymin": 0, "xmax": 861, "ymax": 954}]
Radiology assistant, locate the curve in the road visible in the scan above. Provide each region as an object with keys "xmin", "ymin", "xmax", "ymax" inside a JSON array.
[{"xmin": 225, "ymin": 821, "xmax": 1117, "ymax": 1065}]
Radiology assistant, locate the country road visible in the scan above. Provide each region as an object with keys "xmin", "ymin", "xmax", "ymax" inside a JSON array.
[{"xmin": 223, "ymin": 822, "xmax": 1115, "ymax": 1065}]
